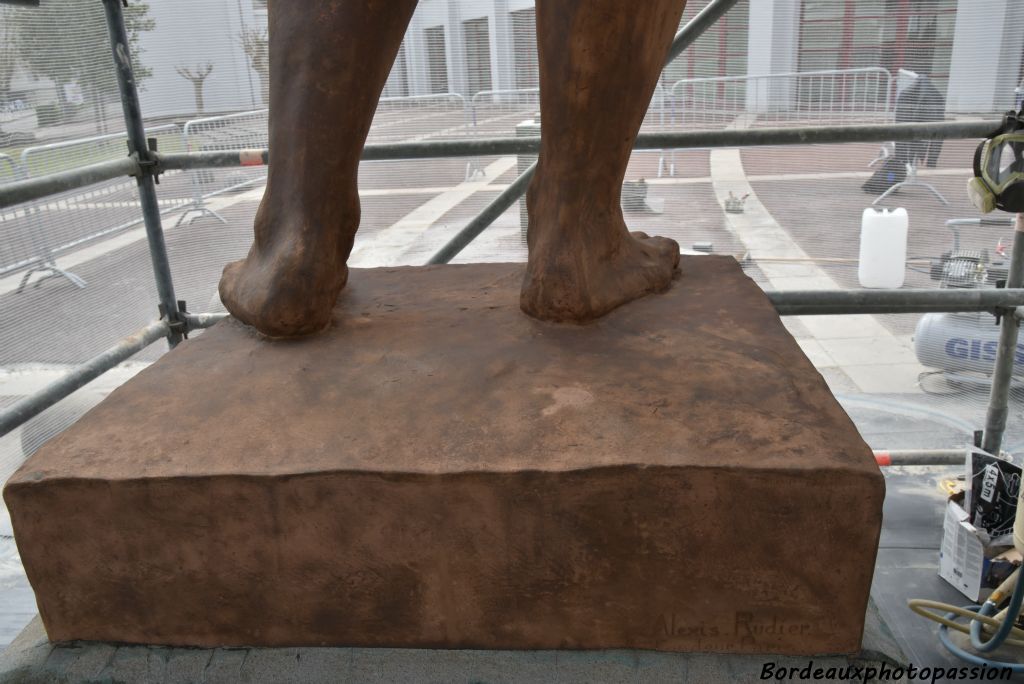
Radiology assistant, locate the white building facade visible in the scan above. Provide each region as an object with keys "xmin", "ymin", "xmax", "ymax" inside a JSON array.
[
  {"xmin": 10, "ymin": 0, "xmax": 1015, "ymax": 121},
  {"xmin": 375, "ymin": 0, "xmax": 1022, "ymax": 115}
]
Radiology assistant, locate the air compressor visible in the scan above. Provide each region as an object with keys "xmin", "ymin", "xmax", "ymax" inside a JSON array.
[
  {"xmin": 914, "ymin": 311, "xmax": 1024, "ymax": 381},
  {"xmin": 913, "ymin": 219, "xmax": 1020, "ymax": 384}
]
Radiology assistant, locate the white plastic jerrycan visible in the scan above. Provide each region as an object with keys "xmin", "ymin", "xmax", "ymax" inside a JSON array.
[{"xmin": 858, "ymin": 207, "xmax": 908, "ymax": 288}]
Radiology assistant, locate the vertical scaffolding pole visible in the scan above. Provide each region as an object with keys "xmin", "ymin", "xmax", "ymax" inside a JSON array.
[
  {"xmin": 101, "ymin": 0, "xmax": 184, "ymax": 347},
  {"xmin": 982, "ymin": 213, "xmax": 1024, "ymax": 455}
]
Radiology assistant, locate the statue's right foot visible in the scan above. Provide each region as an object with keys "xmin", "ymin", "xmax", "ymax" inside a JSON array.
[
  {"xmin": 219, "ymin": 225, "xmax": 350, "ymax": 339},
  {"xmin": 519, "ymin": 174, "xmax": 680, "ymax": 323}
]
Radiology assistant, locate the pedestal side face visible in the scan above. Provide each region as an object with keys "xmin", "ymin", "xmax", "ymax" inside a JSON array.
[
  {"xmin": 4, "ymin": 258, "xmax": 884, "ymax": 652},
  {"xmin": 8, "ymin": 467, "xmax": 881, "ymax": 653}
]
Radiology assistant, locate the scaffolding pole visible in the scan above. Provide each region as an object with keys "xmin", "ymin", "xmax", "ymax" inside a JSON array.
[
  {"xmin": 982, "ymin": 214, "xmax": 1024, "ymax": 455},
  {"xmin": 873, "ymin": 449, "xmax": 965, "ymax": 467},
  {"xmin": 767, "ymin": 288, "xmax": 1024, "ymax": 316},
  {"xmin": 0, "ymin": 319, "xmax": 170, "ymax": 438},
  {"xmin": 101, "ymin": 0, "xmax": 183, "ymax": 347},
  {"xmin": 0, "ymin": 157, "xmax": 138, "ymax": 209}
]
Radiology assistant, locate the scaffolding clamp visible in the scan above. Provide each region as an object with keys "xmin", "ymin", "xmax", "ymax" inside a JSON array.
[
  {"xmin": 127, "ymin": 137, "xmax": 163, "ymax": 184},
  {"xmin": 992, "ymin": 278, "xmax": 1016, "ymax": 325},
  {"xmin": 159, "ymin": 300, "xmax": 190, "ymax": 340}
]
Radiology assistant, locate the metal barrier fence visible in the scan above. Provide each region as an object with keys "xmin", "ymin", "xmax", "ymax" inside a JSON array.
[
  {"xmin": 177, "ymin": 109, "xmax": 269, "ymax": 226},
  {"xmin": 468, "ymin": 88, "xmax": 540, "ymax": 180},
  {"xmin": 0, "ymin": 153, "xmax": 44, "ymax": 284},
  {"xmin": 0, "ymin": 154, "xmax": 17, "ymax": 184},
  {"xmin": 656, "ymin": 67, "xmax": 894, "ymax": 177},
  {"xmin": 465, "ymin": 70, "xmax": 894, "ymax": 182},
  {"xmin": 1, "ymin": 92, "xmax": 475, "ymax": 277},
  {"xmin": 467, "ymin": 83, "xmax": 669, "ymax": 179},
  {"xmin": 642, "ymin": 83, "xmax": 672, "ymax": 177},
  {"xmin": 0, "ymin": 125, "xmax": 191, "ymax": 287},
  {"xmin": 470, "ymin": 88, "xmax": 539, "ymax": 127},
  {"xmin": 372, "ymin": 92, "xmax": 469, "ymax": 142},
  {"xmin": 175, "ymin": 92, "xmax": 471, "ymax": 224},
  {"xmin": 644, "ymin": 83, "xmax": 669, "ymax": 128},
  {"xmin": 668, "ymin": 67, "xmax": 893, "ymax": 126},
  {"xmin": 470, "ymin": 83, "xmax": 669, "ymax": 131}
]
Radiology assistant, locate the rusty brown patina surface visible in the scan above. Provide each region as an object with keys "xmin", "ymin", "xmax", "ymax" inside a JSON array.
[
  {"xmin": 220, "ymin": 0, "xmax": 686, "ymax": 337},
  {"xmin": 4, "ymin": 257, "xmax": 883, "ymax": 652}
]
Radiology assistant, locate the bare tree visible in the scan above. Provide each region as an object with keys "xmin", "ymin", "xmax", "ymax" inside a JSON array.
[
  {"xmin": 176, "ymin": 62, "xmax": 214, "ymax": 114},
  {"xmin": 0, "ymin": 9, "xmax": 20, "ymax": 100},
  {"xmin": 239, "ymin": 25, "xmax": 269, "ymax": 106},
  {"xmin": 0, "ymin": 7, "xmax": 21, "ymax": 144},
  {"xmin": 18, "ymin": 0, "xmax": 155, "ymax": 134}
]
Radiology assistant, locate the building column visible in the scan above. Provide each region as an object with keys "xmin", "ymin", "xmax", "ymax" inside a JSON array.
[
  {"xmin": 947, "ymin": 0, "xmax": 1024, "ymax": 114},
  {"xmin": 446, "ymin": 0, "xmax": 467, "ymax": 96},
  {"xmin": 745, "ymin": 0, "xmax": 801, "ymax": 114},
  {"xmin": 492, "ymin": 0, "xmax": 516, "ymax": 92},
  {"xmin": 404, "ymin": 9, "xmax": 429, "ymax": 97}
]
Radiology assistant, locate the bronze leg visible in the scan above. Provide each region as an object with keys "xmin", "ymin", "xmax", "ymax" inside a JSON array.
[
  {"xmin": 521, "ymin": 0, "xmax": 686, "ymax": 322},
  {"xmin": 220, "ymin": 0, "xmax": 419, "ymax": 337}
]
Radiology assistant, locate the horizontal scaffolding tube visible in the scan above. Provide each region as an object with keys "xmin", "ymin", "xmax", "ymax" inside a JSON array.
[
  {"xmin": 0, "ymin": 319, "xmax": 169, "ymax": 439},
  {"xmin": 0, "ymin": 157, "xmax": 138, "ymax": 209},
  {"xmin": 158, "ymin": 149, "xmax": 268, "ymax": 171},
  {"xmin": 0, "ymin": 122, "xmax": 999, "ymax": 212},
  {"xmin": 0, "ymin": 287, "xmax": 1017, "ymax": 440},
  {"xmin": 156, "ymin": 120, "xmax": 998, "ymax": 172},
  {"xmin": 632, "ymin": 119, "xmax": 997, "ymax": 151},
  {"xmin": 768, "ymin": 288, "xmax": 1024, "ymax": 316},
  {"xmin": 873, "ymin": 449, "xmax": 965, "ymax": 466},
  {"xmin": 1, "ymin": 120, "xmax": 997, "ymax": 213},
  {"xmin": 185, "ymin": 312, "xmax": 228, "ymax": 330},
  {"xmin": 186, "ymin": 290, "xmax": 1024, "ymax": 325}
]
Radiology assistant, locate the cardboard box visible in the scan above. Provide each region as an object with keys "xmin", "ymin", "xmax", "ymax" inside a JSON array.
[
  {"xmin": 939, "ymin": 498, "xmax": 991, "ymax": 601},
  {"xmin": 938, "ymin": 449, "xmax": 1022, "ymax": 602}
]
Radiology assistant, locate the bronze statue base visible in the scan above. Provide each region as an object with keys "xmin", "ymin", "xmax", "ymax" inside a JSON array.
[{"xmin": 4, "ymin": 258, "xmax": 883, "ymax": 653}]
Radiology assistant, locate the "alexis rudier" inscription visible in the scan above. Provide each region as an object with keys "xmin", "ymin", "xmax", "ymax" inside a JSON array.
[{"xmin": 655, "ymin": 612, "xmax": 813, "ymax": 649}]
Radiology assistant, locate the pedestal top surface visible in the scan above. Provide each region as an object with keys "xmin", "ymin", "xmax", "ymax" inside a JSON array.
[{"xmin": 11, "ymin": 257, "xmax": 875, "ymax": 482}]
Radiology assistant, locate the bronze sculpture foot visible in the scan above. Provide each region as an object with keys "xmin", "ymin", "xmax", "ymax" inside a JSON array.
[
  {"xmin": 520, "ymin": 174, "xmax": 680, "ymax": 322},
  {"xmin": 520, "ymin": 229, "xmax": 680, "ymax": 323},
  {"xmin": 520, "ymin": 0, "xmax": 686, "ymax": 323},
  {"xmin": 219, "ymin": 235, "xmax": 351, "ymax": 339},
  {"xmin": 218, "ymin": 0, "xmax": 417, "ymax": 338},
  {"xmin": 219, "ymin": 186, "xmax": 359, "ymax": 338},
  {"xmin": 221, "ymin": 0, "xmax": 687, "ymax": 337}
]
